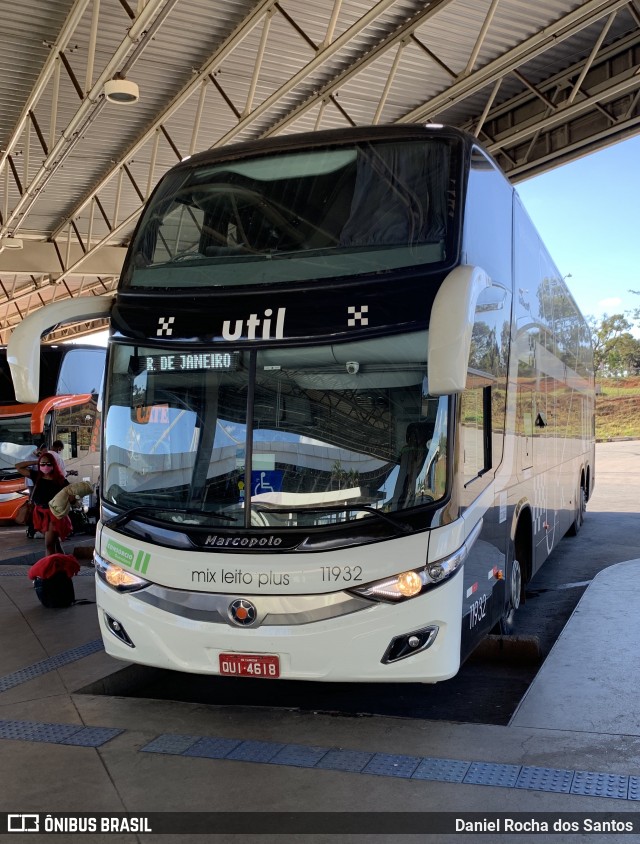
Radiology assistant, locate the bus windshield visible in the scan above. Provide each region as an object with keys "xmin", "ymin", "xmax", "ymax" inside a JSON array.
[
  {"xmin": 104, "ymin": 333, "xmax": 448, "ymax": 529},
  {"xmin": 0, "ymin": 411, "xmax": 40, "ymax": 481},
  {"xmin": 123, "ymin": 138, "xmax": 456, "ymax": 288}
]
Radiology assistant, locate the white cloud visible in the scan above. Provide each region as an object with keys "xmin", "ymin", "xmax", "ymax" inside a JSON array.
[{"xmin": 598, "ymin": 297, "xmax": 622, "ymax": 310}]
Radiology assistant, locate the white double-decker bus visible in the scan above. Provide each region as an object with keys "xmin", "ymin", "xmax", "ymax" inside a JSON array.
[{"xmin": 9, "ymin": 125, "xmax": 594, "ymax": 682}]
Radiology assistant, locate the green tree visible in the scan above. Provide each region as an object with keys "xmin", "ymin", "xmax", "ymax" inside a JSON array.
[
  {"xmin": 608, "ymin": 332, "xmax": 640, "ymax": 375},
  {"xmin": 588, "ymin": 313, "xmax": 635, "ymax": 374}
]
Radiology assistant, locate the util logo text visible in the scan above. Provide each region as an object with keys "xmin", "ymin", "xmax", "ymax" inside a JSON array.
[{"xmin": 222, "ymin": 307, "xmax": 286, "ymax": 341}]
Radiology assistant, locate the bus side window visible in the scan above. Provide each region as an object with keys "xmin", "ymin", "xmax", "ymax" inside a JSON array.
[
  {"xmin": 462, "ymin": 148, "xmax": 512, "ymax": 288},
  {"xmin": 461, "ymin": 284, "xmax": 509, "ymax": 500},
  {"xmin": 461, "ymin": 378, "xmax": 492, "ymax": 486}
]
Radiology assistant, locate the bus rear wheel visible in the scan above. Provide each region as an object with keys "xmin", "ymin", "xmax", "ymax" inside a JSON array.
[{"xmin": 567, "ymin": 484, "xmax": 585, "ymax": 536}]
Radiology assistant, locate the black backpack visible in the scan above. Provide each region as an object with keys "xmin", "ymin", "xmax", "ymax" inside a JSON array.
[{"xmin": 33, "ymin": 571, "xmax": 75, "ymax": 608}]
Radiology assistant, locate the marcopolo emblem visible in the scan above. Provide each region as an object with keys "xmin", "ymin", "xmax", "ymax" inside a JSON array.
[{"xmin": 228, "ymin": 598, "xmax": 257, "ymax": 626}]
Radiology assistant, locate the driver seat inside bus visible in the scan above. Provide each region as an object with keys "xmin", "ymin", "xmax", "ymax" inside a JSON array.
[{"xmin": 391, "ymin": 420, "xmax": 434, "ymax": 510}]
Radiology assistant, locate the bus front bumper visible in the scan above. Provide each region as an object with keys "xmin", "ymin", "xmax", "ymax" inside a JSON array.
[{"xmin": 95, "ymin": 573, "xmax": 463, "ymax": 684}]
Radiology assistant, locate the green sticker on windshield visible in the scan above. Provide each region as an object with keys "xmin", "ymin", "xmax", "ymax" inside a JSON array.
[{"xmin": 105, "ymin": 538, "xmax": 151, "ymax": 575}]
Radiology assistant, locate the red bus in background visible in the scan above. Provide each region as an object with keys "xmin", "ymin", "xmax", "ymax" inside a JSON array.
[{"xmin": 0, "ymin": 344, "xmax": 105, "ymax": 523}]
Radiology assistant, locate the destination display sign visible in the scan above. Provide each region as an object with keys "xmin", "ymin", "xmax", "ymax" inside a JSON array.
[{"xmin": 136, "ymin": 351, "xmax": 240, "ymax": 373}]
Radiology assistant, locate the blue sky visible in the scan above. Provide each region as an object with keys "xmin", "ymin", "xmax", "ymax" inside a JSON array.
[{"xmin": 517, "ymin": 134, "xmax": 640, "ymax": 323}]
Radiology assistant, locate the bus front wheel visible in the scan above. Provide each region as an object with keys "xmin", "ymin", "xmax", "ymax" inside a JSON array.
[{"xmin": 498, "ymin": 557, "xmax": 522, "ymax": 635}]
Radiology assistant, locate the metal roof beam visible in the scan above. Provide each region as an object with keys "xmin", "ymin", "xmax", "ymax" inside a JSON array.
[
  {"xmin": 0, "ymin": 0, "xmax": 177, "ymax": 241},
  {"xmin": 48, "ymin": 0, "xmax": 424, "ymax": 267},
  {"xmin": 373, "ymin": 39, "xmax": 408, "ymax": 125},
  {"xmin": 459, "ymin": 24, "xmax": 640, "ymax": 172},
  {"xmin": 516, "ymin": 85, "xmax": 562, "ymax": 166},
  {"xmin": 47, "ymin": 210, "xmax": 140, "ymax": 287},
  {"xmin": 511, "ymin": 69, "xmax": 558, "ymax": 111},
  {"xmin": 212, "ymin": 0, "xmax": 400, "ymax": 148},
  {"xmin": 477, "ymin": 26, "xmax": 640, "ymax": 125},
  {"xmin": 262, "ymin": 0, "xmax": 457, "ymax": 137},
  {"xmin": 398, "ymin": 0, "xmax": 631, "ymax": 124},
  {"xmin": 50, "ymin": 0, "xmax": 278, "ymax": 240},
  {"xmin": 567, "ymin": 10, "xmax": 617, "ymax": 105},
  {"xmin": 488, "ymin": 69, "xmax": 640, "ymax": 153},
  {"xmin": 474, "ymin": 79, "xmax": 503, "ymax": 137},
  {"xmin": 0, "ymin": 0, "xmax": 92, "ymax": 178},
  {"xmin": 242, "ymin": 8, "xmax": 276, "ymax": 118},
  {"xmin": 507, "ymin": 111, "xmax": 640, "ymax": 181},
  {"xmin": 463, "ymin": 0, "xmax": 501, "ymax": 77},
  {"xmin": 0, "ymin": 274, "xmax": 116, "ymax": 313},
  {"xmin": 0, "ymin": 242, "xmax": 125, "ymax": 276},
  {"xmin": 322, "ymin": 0, "xmax": 344, "ymax": 48},
  {"xmin": 410, "ymin": 32, "xmax": 456, "ymax": 80}
]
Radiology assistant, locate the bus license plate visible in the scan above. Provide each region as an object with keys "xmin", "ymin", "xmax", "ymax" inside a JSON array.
[{"xmin": 219, "ymin": 653, "xmax": 280, "ymax": 678}]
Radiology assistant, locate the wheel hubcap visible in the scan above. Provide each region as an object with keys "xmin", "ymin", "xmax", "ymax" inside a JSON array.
[{"xmin": 511, "ymin": 558, "xmax": 521, "ymax": 611}]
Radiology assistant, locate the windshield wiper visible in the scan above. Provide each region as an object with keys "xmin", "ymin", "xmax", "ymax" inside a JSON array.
[
  {"xmin": 170, "ymin": 507, "xmax": 238, "ymax": 524},
  {"xmin": 252, "ymin": 504, "xmax": 412, "ymax": 535},
  {"xmin": 105, "ymin": 506, "xmax": 237, "ymax": 530},
  {"xmin": 104, "ymin": 507, "xmax": 154, "ymax": 529}
]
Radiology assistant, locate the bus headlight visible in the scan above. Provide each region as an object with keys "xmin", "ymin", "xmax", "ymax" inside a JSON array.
[
  {"xmin": 349, "ymin": 567, "xmax": 431, "ymax": 601},
  {"xmin": 94, "ymin": 551, "xmax": 150, "ymax": 593},
  {"xmin": 397, "ymin": 570, "xmax": 423, "ymax": 596},
  {"xmin": 349, "ymin": 520, "xmax": 482, "ymax": 603}
]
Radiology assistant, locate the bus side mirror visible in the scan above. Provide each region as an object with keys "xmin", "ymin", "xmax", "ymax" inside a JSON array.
[
  {"xmin": 428, "ymin": 266, "xmax": 491, "ymax": 395},
  {"xmin": 7, "ymin": 296, "xmax": 113, "ymax": 403}
]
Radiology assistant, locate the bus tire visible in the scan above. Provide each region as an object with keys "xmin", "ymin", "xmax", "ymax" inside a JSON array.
[
  {"xmin": 497, "ymin": 515, "xmax": 531, "ymax": 635},
  {"xmin": 567, "ymin": 484, "xmax": 585, "ymax": 536},
  {"xmin": 499, "ymin": 557, "xmax": 521, "ymax": 635}
]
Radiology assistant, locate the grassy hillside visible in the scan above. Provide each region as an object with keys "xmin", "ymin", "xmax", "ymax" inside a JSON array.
[{"xmin": 596, "ymin": 377, "xmax": 640, "ymax": 441}]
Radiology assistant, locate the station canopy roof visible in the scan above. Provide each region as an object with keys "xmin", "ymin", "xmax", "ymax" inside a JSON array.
[{"xmin": 1, "ymin": 0, "xmax": 639, "ymax": 342}]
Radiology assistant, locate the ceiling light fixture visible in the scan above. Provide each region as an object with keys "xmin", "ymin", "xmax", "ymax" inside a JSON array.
[{"xmin": 103, "ymin": 79, "xmax": 139, "ymax": 105}]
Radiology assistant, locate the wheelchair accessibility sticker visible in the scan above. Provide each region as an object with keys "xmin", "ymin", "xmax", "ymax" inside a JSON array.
[{"xmin": 251, "ymin": 470, "xmax": 283, "ymax": 496}]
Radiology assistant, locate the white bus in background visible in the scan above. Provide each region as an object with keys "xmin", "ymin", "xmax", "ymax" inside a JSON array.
[{"xmin": 9, "ymin": 125, "xmax": 594, "ymax": 682}]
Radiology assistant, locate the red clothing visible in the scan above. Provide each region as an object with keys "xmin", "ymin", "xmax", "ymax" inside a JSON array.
[
  {"xmin": 32, "ymin": 504, "xmax": 72, "ymax": 539},
  {"xmin": 29, "ymin": 554, "xmax": 80, "ymax": 580}
]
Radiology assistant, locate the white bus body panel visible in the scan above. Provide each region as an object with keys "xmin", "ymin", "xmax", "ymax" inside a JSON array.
[
  {"xmin": 428, "ymin": 264, "xmax": 491, "ymax": 395},
  {"xmin": 96, "ymin": 523, "xmax": 466, "ymax": 682}
]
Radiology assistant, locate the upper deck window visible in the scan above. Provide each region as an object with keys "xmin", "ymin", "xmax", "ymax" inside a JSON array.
[{"xmin": 122, "ymin": 139, "xmax": 457, "ymax": 289}]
